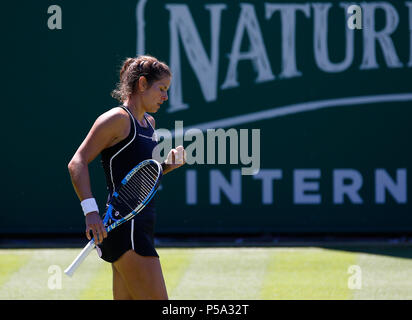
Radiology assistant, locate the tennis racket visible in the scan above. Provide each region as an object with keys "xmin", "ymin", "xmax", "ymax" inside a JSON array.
[{"xmin": 64, "ymin": 159, "xmax": 163, "ymax": 277}]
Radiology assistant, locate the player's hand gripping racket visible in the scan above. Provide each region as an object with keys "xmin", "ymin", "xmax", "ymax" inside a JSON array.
[{"xmin": 64, "ymin": 159, "xmax": 163, "ymax": 277}]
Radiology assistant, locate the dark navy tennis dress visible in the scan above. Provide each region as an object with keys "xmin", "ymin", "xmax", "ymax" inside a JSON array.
[{"xmin": 96, "ymin": 105, "xmax": 159, "ymax": 263}]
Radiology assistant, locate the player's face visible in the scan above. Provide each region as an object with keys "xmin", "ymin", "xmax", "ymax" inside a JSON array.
[{"xmin": 142, "ymin": 75, "xmax": 171, "ymax": 113}]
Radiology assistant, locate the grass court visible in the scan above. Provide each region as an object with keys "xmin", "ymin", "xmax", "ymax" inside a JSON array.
[{"xmin": 1, "ymin": 245, "xmax": 412, "ymax": 299}]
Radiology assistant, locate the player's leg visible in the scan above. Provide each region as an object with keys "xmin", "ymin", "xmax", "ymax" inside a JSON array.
[
  {"xmin": 113, "ymin": 249, "xmax": 168, "ymax": 300},
  {"xmin": 112, "ymin": 264, "xmax": 133, "ymax": 300}
]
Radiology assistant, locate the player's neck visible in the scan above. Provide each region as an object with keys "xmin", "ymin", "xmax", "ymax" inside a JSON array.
[{"xmin": 123, "ymin": 97, "xmax": 146, "ymax": 122}]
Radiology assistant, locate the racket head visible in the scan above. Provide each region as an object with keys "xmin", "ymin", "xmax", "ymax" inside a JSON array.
[{"xmin": 110, "ymin": 159, "xmax": 163, "ymax": 219}]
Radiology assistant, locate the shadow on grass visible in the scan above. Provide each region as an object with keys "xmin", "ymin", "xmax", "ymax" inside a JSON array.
[
  {"xmin": 320, "ymin": 245, "xmax": 412, "ymax": 260},
  {"xmin": 2, "ymin": 232, "xmax": 412, "ymax": 260}
]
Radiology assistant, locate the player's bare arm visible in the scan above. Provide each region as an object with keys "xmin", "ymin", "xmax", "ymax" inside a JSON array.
[{"xmin": 68, "ymin": 108, "xmax": 130, "ymax": 243}]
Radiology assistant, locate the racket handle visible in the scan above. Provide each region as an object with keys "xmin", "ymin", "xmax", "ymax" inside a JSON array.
[{"xmin": 64, "ymin": 240, "xmax": 95, "ymax": 277}]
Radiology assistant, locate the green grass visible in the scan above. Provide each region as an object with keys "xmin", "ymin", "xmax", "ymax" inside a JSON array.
[
  {"xmin": 261, "ymin": 249, "xmax": 357, "ymax": 299},
  {"xmin": 1, "ymin": 246, "xmax": 412, "ymax": 299}
]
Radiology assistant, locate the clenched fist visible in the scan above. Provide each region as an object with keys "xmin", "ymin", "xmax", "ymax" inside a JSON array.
[
  {"xmin": 163, "ymin": 145, "xmax": 186, "ymax": 174},
  {"xmin": 165, "ymin": 145, "xmax": 186, "ymax": 165}
]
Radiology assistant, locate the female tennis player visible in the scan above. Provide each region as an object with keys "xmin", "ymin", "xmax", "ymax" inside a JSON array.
[{"xmin": 67, "ymin": 55, "xmax": 185, "ymax": 300}]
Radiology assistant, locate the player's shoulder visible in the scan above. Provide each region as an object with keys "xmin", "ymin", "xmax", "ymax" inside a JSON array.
[
  {"xmin": 97, "ymin": 107, "xmax": 130, "ymax": 127},
  {"xmin": 145, "ymin": 113, "xmax": 155, "ymax": 128}
]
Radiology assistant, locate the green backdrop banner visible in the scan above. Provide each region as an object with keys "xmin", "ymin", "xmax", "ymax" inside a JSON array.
[{"xmin": 2, "ymin": 0, "xmax": 411, "ymax": 234}]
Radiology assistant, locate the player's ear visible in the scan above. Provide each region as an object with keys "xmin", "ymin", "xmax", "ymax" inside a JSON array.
[{"xmin": 138, "ymin": 76, "xmax": 148, "ymax": 93}]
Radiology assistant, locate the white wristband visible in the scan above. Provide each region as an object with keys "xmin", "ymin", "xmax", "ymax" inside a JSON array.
[{"xmin": 80, "ymin": 198, "xmax": 99, "ymax": 216}]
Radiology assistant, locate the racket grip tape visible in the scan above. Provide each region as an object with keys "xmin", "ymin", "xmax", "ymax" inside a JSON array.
[{"xmin": 64, "ymin": 240, "xmax": 95, "ymax": 277}]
